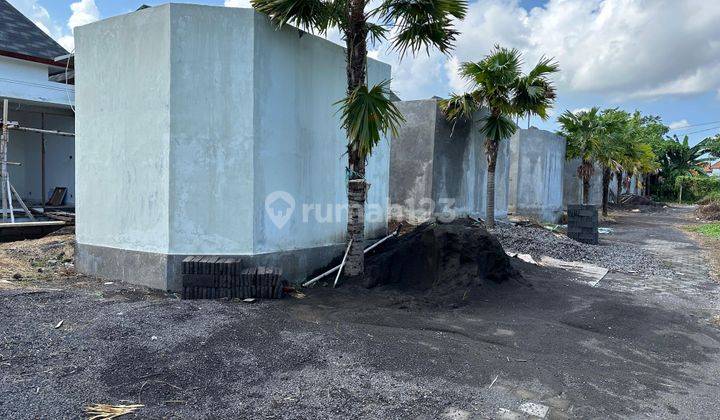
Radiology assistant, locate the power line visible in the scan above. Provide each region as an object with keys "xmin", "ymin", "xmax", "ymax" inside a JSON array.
[
  {"xmin": 685, "ymin": 125, "xmax": 720, "ymax": 136},
  {"xmin": 669, "ymin": 119, "xmax": 720, "ymax": 131}
]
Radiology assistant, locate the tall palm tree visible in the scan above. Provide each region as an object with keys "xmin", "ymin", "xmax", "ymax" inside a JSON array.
[
  {"xmin": 439, "ymin": 46, "xmax": 559, "ymax": 228},
  {"xmin": 250, "ymin": 0, "xmax": 468, "ymax": 280},
  {"xmin": 557, "ymin": 107, "xmax": 605, "ymax": 205}
]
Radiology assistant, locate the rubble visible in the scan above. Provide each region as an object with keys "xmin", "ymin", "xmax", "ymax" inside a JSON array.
[
  {"xmin": 696, "ymin": 202, "xmax": 720, "ymax": 221},
  {"xmin": 492, "ymin": 223, "xmax": 673, "ymax": 277}
]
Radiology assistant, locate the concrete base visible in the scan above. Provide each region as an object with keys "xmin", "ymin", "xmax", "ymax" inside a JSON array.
[{"xmin": 76, "ymin": 242, "xmax": 346, "ymax": 292}]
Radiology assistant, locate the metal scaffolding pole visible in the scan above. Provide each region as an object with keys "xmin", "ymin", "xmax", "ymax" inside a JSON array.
[{"xmin": 1, "ymin": 99, "xmax": 8, "ymax": 222}]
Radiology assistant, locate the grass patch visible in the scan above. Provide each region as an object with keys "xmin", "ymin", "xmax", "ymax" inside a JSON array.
[{"xmin": 688, "ymin": 223, "xmax": 720, "ymax": 238}]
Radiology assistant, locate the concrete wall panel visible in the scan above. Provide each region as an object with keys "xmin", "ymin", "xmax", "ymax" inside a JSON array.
[
  {"xmin": 75, "ymin": 5, "xmax": 172, "ymax": 253},
  {"xmin": 508, "ymin": 128, "xmax": 565, "ymax": 222},
  {"xmin": 390, "ymin": 99, "xmax": 509, "ymax": 222}
]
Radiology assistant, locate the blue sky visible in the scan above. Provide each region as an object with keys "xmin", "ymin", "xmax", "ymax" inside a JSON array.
[{"xmin": 11, "ymin": 0, "xmax": 720, "ymax": 146}]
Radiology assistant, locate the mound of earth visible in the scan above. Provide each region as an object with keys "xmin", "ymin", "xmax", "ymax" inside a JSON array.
[
  {"xmin": 697, "ymin": 202, "xmax": 720, "ymax": 221},
  {"xmin": 363, "ymin": 219, "xmax": 517, "ymax": 295}
]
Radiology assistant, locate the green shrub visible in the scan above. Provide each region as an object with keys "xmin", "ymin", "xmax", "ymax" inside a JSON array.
[{"xmin": 675, "ymin": 176, "xmax": 720, "ymax": 202}]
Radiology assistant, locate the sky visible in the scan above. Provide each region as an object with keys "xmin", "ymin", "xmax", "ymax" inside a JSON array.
[{"xmin": 9, "ymin": 0, "xmax": 720, "ymax": 145}]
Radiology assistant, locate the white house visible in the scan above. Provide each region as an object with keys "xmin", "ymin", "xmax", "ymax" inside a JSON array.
[{"xmin": 0, "ymin": 0, "xmax": 75, "ymax": 209}]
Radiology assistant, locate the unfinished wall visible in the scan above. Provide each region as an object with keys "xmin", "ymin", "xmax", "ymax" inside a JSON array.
[
  {"xmin": 390, "ymin": 99, "xmax": 509, "ymax": 222},
  {"xmin": 508, "ymin": 128, "xmax": 565, "ymax": 223},
  {"xmin": 7, "ymin": 106, "xmax": 75, "ymax": 206},
  {"xmin": 563, "ymin": 158, "xmax": 603, "ymax": 207},
  {"xmin": 75, "ymin": 4, "xmax": 390, "ymax": 290}
]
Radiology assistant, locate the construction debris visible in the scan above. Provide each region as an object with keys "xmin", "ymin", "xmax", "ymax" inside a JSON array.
[
  {"xmin": 696, "ymin": 202, "xmax": 720, "ymax": 221},
  {"xmin": 83, "ymin": 403, "xmax": 143, "ymax": 419}
]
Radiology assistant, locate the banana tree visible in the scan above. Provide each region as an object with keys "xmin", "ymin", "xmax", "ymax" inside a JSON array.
[
  {"xmin": 250, "ymin": 0, "xmax": 468, "ymax": 281},
  {"xmin": 440, "ymin": 46, "xmax": 558, "ymax": 228}
]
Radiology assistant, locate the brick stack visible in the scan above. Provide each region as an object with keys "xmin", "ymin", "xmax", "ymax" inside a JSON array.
[
  {"xmin": 181, "ymin": 256, "xmax": 285, "ymax": 299},
  {"xmin": 567, "ymin": 205, "xmax": 599, "ymax": 245}
]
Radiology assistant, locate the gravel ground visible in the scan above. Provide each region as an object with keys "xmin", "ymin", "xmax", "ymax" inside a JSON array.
[
  {"xmin": 492, "ymin": 222, "xmax": 675, "ymax": 277},
  {"xmin": 1, "ymin": 208, "xmax": 719, "ymax": 419}
]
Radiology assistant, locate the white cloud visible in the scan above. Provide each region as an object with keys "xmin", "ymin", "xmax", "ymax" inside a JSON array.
[
  {"xmin": 225, "ymin": 0, "xmax": 252, "ymax": 7},
  {"xmin": 444, "ymin": 0, "xmax": 720, "ymax": 100},
  {"xmin": 669, "ymin": 119, "xmax": 690, "ymax": 130},
  {"xmin": 67, "ymin": 0, "xmax": 99, "ymax": 30},
  {"xmin": 9, "ymin": 0, "xmax": 100, "ymax": 52},
  {"xmin": 571, "ymin": 108, "xmax": 590, "ymax": 115}
]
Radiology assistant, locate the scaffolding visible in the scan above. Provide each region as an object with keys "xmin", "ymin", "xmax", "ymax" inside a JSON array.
[{"xmin": 0, "ymin": 99, "xmax": 76, "ymax": 224}]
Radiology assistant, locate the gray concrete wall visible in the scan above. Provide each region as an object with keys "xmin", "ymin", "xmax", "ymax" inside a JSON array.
[
  {"xmin": 563, "ymin": 158, "xmax": 603, "ymax": 207},
  {"xmin": 6, "ymin": 106, "xmax": 75, "ymax": 206},
  {"xmin": 76, "ymin": 4, "xmax": 391, "ymax": 290},
  {"xmin": 390, "ymin": 99, "xmax": 509, "ymax": 222},
  {"xmin": 508, "ymin": 128, "xmax": 565, "ymax": 223}
]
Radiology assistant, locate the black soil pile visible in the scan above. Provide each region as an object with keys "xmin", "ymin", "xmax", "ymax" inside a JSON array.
[
  {"xmin": 363, "ymin": 219, "xmax": 519, "ymax": 299},
  {"xmin": 612, "ymin": 194, "xmax": 666, "ymax": 211},
  {"xmin": 697, "ymin": 202, "xmax": 720, "ymax": 221}
]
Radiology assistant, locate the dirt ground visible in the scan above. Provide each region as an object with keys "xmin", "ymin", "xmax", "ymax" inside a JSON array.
[{"xmin": 1, "ymin": 208, "xmax": 719, "ymax": 419}]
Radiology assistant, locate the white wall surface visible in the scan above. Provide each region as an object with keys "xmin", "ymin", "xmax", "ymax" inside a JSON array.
[
  {"xmin": 0, "ymin": 56, "xmax": 73, "ymax": 107},
  {"xmin": 76, "ymin": 5, "xmax": 172, "ymax": 253},
  {"xmin": 76, "ymin": 4, "xmax": 391, "ymax": 256}
]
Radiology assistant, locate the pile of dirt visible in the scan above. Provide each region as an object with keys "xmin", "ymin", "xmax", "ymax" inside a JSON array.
[
  {"xmin": 363, "ymin": 219, "xmax": 519, "ymax": 300},
  {"xmin": 492, "ymin": 223, "xmax": 674, "ymax": 278},
  {"xmin": 696, "ymin": 202, "xmax": 720, "ymax": 221},
  {"xmin": 0, "ymin": 233, "xmax": 75, "ymax": 281},
  {"xmin": 611, "ymin": 194, "xmax": 666, "ymax": 212}
]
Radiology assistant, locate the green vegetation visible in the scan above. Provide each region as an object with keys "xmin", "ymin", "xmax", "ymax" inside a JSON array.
[
  {"xmin": 440, "ymin": 46, "xmax": 559, "ymax": 227},
  {"xmin": 652, "ymin": 135, "xmax": 720, "ymax": 201},
  {"xmin": 675, "ymin": 176, "xmax": 720, "ymax": 203},
  {"xmin": 687, "ymin": 223, "xmax": 720, "ymax": 239},
  {"xmin": 557, "ymin": 108, "xmax": 659, "ymax": 215},
  {"xmin": 250, "ymin": 0, "xmax": 468, "ymax": 278}
]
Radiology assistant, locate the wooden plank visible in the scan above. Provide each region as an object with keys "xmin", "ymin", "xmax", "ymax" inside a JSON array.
[
  {"xmin": 0, "ymin": 220, "xmax": 65, "ymax": 228},
  {"xmin": 9, "ymin": 183, "xmax": 35, "ymax": 221}
]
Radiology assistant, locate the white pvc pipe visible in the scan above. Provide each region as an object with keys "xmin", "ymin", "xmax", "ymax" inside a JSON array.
[
  {"xmin": 302, "ymin": 226, "xmax": 402, "ymax": 288},
  {"xmin": 333, "ymin": 238, "xmax": 353, "ymax": 288},
  {"xmin": 7, "ymin": 177, "xmax": 14, "ymax": 223}
]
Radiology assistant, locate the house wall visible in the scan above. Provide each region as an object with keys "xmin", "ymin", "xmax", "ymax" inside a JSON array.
[
  {"xmin": 75, "ymin": 4, "xmax": 391, "ymax": 290},
  {"xmin": 390, "ymin": 99, "xmax": 509, "ymax": 223},
  {"xmin": 0, "ymin": 56, "xmax": 73, "ymax": 107},
  {"xmin": 563, "ymin": 158, "xmax": 603, "ymax": 207},
  {"xmin": 6, "ymin": 108, "xmax": 74, "ymax": 206},
  {"xmin": 508, "ymin": 128, "xmax": 565, "ymax": 223}
]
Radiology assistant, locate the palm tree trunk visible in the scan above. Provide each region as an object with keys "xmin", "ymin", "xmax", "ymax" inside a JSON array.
[
  {"xmin": 343, "ymin": 1, "xmax": 368, "ymax": 281},
  {"xmin": 485, "ymin": 139, "xmax": 498, "ymax": 229},
  {"xmin": 602, "ymin": 167, "xmax": 611, "ymax": 216},
  {"xmin": 615, "ymin": 171, "xmax": 622, "ymax": 203}
]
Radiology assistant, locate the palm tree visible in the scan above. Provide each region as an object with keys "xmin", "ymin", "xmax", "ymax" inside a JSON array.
[
  {"xmin": 250, "ymin": 0, "xmax": 468, "ymax": 280},
  {"xmin": 439, "ymin": 46, "xmax": 559, "ymax": 228},
  {"xmin": 557, "ymin": 107, "xmax": 605, "ymax": 205}
]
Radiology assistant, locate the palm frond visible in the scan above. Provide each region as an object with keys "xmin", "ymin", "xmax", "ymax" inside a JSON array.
[
  {"xmin": 375, "ymin": 0, "xmax": 468, "ymax": 57},
  {"xmin": 478, "ymin": 113, "xmax": 517, "ymax": 143},
  {"xmin": 439, "ymin": 92, "xmax": 479, "ymax": 124},
  {"xmin": 251, "ymin": 0, "xmax": 341, "ymax": 33},
  {"xmin": 336, "ymin": 80, "xmax": 405, "ymax": 158}
]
